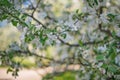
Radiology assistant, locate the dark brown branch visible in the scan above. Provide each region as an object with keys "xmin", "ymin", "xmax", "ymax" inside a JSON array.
[
  {"xmin": 57, "ymin": 36, "xmax": 103, "ymax": 47},
  {"xmin": 97, "ymin": 7, "xmax": 120, "ymax": 39},
  {"xmin": 2, "ymin": 6, "xmax": 108, "ymax": 47},
  {"xmin": 24, "ymin": 13, "xmax": 47, "ymax": 29},
  {"xmin": 57, "ymin": 36, "xmax": 79, "ymax": 47},
  {"xmin": 98, "ymin": 24, "xmax": 120, "ymax": 39},
  {"xmin": 16, "ymin": 50, "xmax": 54, "ymax": 61},
  {"xmin": 45, "ymin": 14, "xmax": 105, "ymax": 47},
  {"xmin": 98, "ymin": 24, "xmax": 113, "ymax": 37},
  {"xmin": 97, "ymin": 7, "xmax": 113, "ymax": 37},
  {"xmin": 22, "ymin": 4, "xmax": 120, "ymax": 47},
  {"xmin": 13, "ymin": 50, "xmax": 79, "ymax": 65},
  {"xmin": 98, "ymin": 6, "xmax": 112, "ymax": 36},
  {"xmin": 23, "ymin": 12, "xmax": 105, "ymax": 47},
  {"xmin": 1, "ymin": 49, "xmax": 89, "ymax": 67},
  {"xmin": 13, "ymin": 50, "xmax": 91, "ymax": 66}
]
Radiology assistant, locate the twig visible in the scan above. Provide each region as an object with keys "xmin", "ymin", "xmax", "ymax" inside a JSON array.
[
  {"xmin": 24, "ymin": 13, "xmax": 47, "ymax": 29},
  {"xmin": 97, "ymin": 6, "xmax": 120, "ymax": 39},
  {"xmin": 31, "ymin": 0, "xmax": 41, "ymax": 16}
]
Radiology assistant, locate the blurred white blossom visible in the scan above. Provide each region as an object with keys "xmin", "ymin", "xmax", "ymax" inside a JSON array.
[
  {"xmin": 97, "ymin": 45, "xmax": 107, "ymax": 52},
  {"xmin": 61, "ymin": 52, "xmax": 68, "ymax": 60},
  {"xmin": 10, "ymin": 44, "xmax": 20, "ymax": 51},
  {"xmin": 116, "ymin": 31, "xmax": 120, "ymax": 37},
  {"xmin": 35, "ymin": 25, "xmax": 42, "ymax": 29},
  {"xmin": 22, "ymin": 0, "xmax": 31, "ymax": 8},
  {"xmin": 38, "ymin": 12, "xmax": 47, "ymax": 19},
  {"xmin": 100, "ymin": 13, "xmax": 109, "ymax": 24},
  {"xmin": 20, "ymin": 27, "xmax": 28, "ymax": 41},
  {"xmin": 64, "ymin": 14, "xmax": 82, "ymax": 31},
  {"xmin": 115, "ymin": 54, "xmax": 120, "ymax": 66}
]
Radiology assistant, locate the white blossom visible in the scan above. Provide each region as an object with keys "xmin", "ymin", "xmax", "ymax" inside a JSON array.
[
  {"xmin": 26, "ymin": 17, "xmax": 33, "ymax": 24},
  {"xmin": 30, "ymin": 0, "xmax": 37, "ymax": 7},
  {"xmin": 116, "ymin": 31, "xmax": 120, "ymax": 37},
  {"xmin": 20, "ymin": 27, "xmax": 28, "ymax": 41},
  {"xmin": 61, "ymin": 52, "xmax": 68, "ymax": 60},
  {"xmin": 116, "ymin": 15, "xmax": 120, "ymax": 20},
  {"xmin": 116, "ymin": 49, "xmax": 120, "ymax": 53},
  {"xmin": 99, "ymin": 68, "xmax": 106, "ymax": 74},
  {"xmin": 115, "ymin": 54, "xmax": 120, "ymax": 66},
  {"xmin": 35, "ymin": 25, "xmax": 42, "ymax": 30},
  {"xmin": 38, "ymin": 12, "xmax": 47, "ymax": 19},
  {"xmin": 99, "ymin": 0, "xmax": 107, "ymax": 7},
  {"xmin": 106, "ymin": 1, "xmax": 111, "ymax": 7},
  {"xmin": 47, "ymin": 33, "xmax": 57, "ymax": 40},
  {"xmin": 14, "ymin": 0, "xmax": 22, "ymax": 10},
  {"xmin": 10, "ymin": 45, "xmax": 20, "ymax": 51},
  {"xmin": 100, "ymin": 13, "xmax": 109, "ymax": 24},
  {"xmin": 64, "ymin": 14, "xmax": 80, "ymax": 31},
  {"xmin": 22, "ymin": 0, "xmax": 31, "ymax": 8},
  {"xmin": 97, "ymin": 45, "xmax": 107, "ymax": 52},
  {"xmin": 20, "ymin": 33, "xmax": 25, "ymax": 41},
  {"xmin": 97, "ymin": 62, "xmax": 103, "ymax": 68}
]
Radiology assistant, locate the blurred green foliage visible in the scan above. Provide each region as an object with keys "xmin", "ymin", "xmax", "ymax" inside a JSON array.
[
  {"xmin": 42, "ymin": 71, "xmax": 77, "ymax": 80},
  {"xmin": 12, "ymin": 57, "xmax": 36, "ymax": 68}
]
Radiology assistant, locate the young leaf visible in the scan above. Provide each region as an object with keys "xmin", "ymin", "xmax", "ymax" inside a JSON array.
[
  {"xmin": 7, "ymin": 68, "xmax": 13, "ymax": 74},
  {"xmin": 12, "ymin": 20, "xmax": 18, "ymax": 26},
  {"xmin": 108, "ymin": 65, "xmax": 117, "ymax": 73},
  {"xmin": 94, "ymin": 0, "xmax": 98, "ymax": 5},
  {"xmin": 61, "ymin": 34, "xmax": 67, "ymax": 39},
  {"xmin": 96, "ymin": 55, "xmax": 104, "ymax": 61},
  {"xmin": 78, "ymin": 40, "xmax": 83, "ymax": 46}
]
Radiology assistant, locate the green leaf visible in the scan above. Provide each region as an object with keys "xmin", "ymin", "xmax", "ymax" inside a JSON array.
[
  {"xmin": 0, "ymin": 15, "xmax": 8, "ymax": 20},
  {"xmin": 108, "ymin": 65, "xmax": 117, "ymax": 73},
  {"xmin": 40, "ymin": 29, "xmax": 43, "ymax": 38},
  {"xmin": 78, "ymin": 13, "xmax": 83, "ymax": 18},
  {"xmin": 88, "ymin": 3, "xmax": 93, "ymax": 8},
  {"xmin": 51, "ymin": 40, "xmax": 56, "ymax": 46},
  {"xmin": 39, "ymin": 36, "xmax": 48, "ymax": 45},
  {"xmin": 112, "ymin": 31, "xmax": 116, "ymax": 38},
  {"xmin": 76, "ymin": 9, "xmax": 79, "ymax": 13},
  {"xmin": 101, "ymin": 64, "xmax": 108, "ymax": 69},
  {"xmin": 94, "ymin": 0, "xmax": 98, "ymax": 5},
  {"xmin": 96, "ymin": 55, "xmax": 104, "ymax": 61},
  {"xmin": 7, "ymin": 68, "xmax": 13, "ymax": 74},
  {"xmin": 72, "ymin": 14, "xmax": 76, "ymax": 20},
  {"xmin": 78, "ymin": 40, "xmax": 83, "ymax": 46},
  {"xmin": 93, "ymin": 48, "xmax": 102, "ymax": 54},
  {"xmin": 104, "ymin": 36, "xmax": 109, "ymax": 41},
  {"xmin": 61, "ymin": 34, "xmax": 67, "ymax": 39},
  {"xmin": 108, "ymin": 47, "xmax": 116, "ymax": 63},
  {"xmin": 12, "ymin": 20, "xmax": 18, "ymax": 26},
  {"xmin": 39, "ymin": 29, "xmax": 48, "ymax": 45},
  {"xmin": 1, "ymin": 0, "xmax": 11, "ymax": 6},
  {"xmin": 110, "ymin": 53, "xmax": 116, "ymax": 60},
  {"xmin": 107, "ymin": 14, "xmax": 116, "ymax": 22},
  {"xmin": 86, "ymin": 0, "xmax": 90, "ymax": 3},
  {"xmin": 21, "ymin": 14, "xmax": 27, "ymax": 21},
  {"xmin": 25, "ymin": 34, "xmax": 35, "ymax": 42},
  {"xmin": 31, "ymin": 35, "xmax": 35, "ymax": 40}
]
